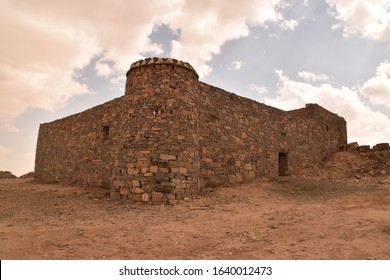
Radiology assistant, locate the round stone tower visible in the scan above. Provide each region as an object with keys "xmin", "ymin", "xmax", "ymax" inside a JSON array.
[
  {"xmin": 125, "ymin": 57, "xmax": 199, "ymax": 95},
  {"xmin": 114, "ymin": 58, "xmax": 201, "ymax": 203}
]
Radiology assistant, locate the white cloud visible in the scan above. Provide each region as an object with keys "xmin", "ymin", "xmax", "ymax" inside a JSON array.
[
  {"xmin": 361, "ymin": 61, "xmax": 390, "ymax": 107},
  {"xmin": 0, "ymin": 0, "xmax": 171, "ymax": 123},
  {"xmin": 232, "ymin": 60, "xmax": 244, "ymax": 70},
  {"xmin": 377, "ymin": 60, "xmax": 390, "ymax": 76},
  {"xmin": 0, "ymin": 0, "xmax": 293, "ymax": 122},
  {"xmin": 249, "ymin": 84, "xmax": 268, "ymax": 94},
  {"xmin": 265, "ymin": 70, "xmax": 390, "ymax": 146},
  {"xmin": 281, "ymin": 19, "xmax": 299, "ymax": 30},
  {"xmin": 168, "ymin": 0, "xmax": 290, "ymax": 77},
  {"xmin": 326, "ymin": 0, "xmax": 390, "ymax": 41},
  {"xmin": 298, "ymin": 71, "xmax": 329, "ymax": 82},
  {"xmin": 95, "ymin": 61, "xmax": 113, "ymax": 77}
]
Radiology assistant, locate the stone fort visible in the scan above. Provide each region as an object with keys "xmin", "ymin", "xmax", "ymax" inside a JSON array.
[{"xmin": 35, "ymin": 57, "xmax": 347, "ymax": 203}]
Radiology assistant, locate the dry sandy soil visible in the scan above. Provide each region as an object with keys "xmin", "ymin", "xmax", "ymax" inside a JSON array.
[{"xmin": 1, "ymin": 175, "xmax": 389, "ymax": 260}]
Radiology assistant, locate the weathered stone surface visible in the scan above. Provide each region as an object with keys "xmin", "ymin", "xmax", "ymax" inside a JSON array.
[
  {"xmin": 131, "ymin": 180, "xmax": 140, "ymax": 187},
  {"xmin": 154, "ymin": 185, "xmax": 172, "ymax": 193},
  {"xmin": 151, "ymin": 191, "xmax": 164, "ymax": 202},
  {"xmin": 35, "ymin": 57, "xmax": 347, "ymax": 203},
  {"xmin": 132, "ymin": 187, "xmax": 144, "ymax": 194},
  {"xmin": 129, "ymin": 193, "xmax": 142, "ymax": 202},
  {"xmin": 160, "ymin": 154, "xmax": 177, "ymax": 161},
  {"xmin": 150, "ymin": 166, "xmax": 158, "ymax": 173},
  {"xmin": 141, "ymin": 193, "xmax": 149, "ymax": 202}
]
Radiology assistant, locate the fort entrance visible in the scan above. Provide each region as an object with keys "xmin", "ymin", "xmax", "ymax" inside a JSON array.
[{"xmin": 278, "ymin": 152, "xmax": 288, "ymax": 176}]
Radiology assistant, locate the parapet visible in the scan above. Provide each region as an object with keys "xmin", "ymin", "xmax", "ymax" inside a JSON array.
[{"xmin": 127, "ymin": 57, "xmax": 199, "ymax": 79}]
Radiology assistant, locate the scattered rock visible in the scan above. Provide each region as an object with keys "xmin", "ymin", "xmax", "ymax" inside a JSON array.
[
  {"xmin": 373, "ymin": 143, "xmax": 390, "ymax": 151},
  {"xmin": 298, "ymin": 144, "xmax": 390, "ymax": 180}
]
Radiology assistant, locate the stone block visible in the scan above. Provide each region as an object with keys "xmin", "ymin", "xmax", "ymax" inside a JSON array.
[
  {"xmin": 127, "ymin": 168, "xmax": 139, "ymax": 175},
  {"xmin": 131, "ymin": 180, "xmax": 140, "ymax": 187},
  {"xmin": 132, "ymin": 187, "xmax": 144, "ymax": 194},
  {"xmin": 141, "ymin": 167, "xmax": 148, "ymax": 173},
  {"xmin": 159, "ymin": 167, "xmax": 169, "ymax": 173},
  {"xmin": 119, "ymin": 188, "xmax": 130, "ymax": 197},
  {"xmin": 235, "ymin": 173, "xmax": 244, "ymax": 182},
  {"xmin": 228, "ymin": 174, "xmax": 236, "ymax": 184},
  {"xmin": 160, "ymin": 154, "xmax": 177, "ymax": 161},
  {"xmin": 179, "ymin": 167, "xmax": 187, "ymax": 174},
  {"xmin": 141, "ymin": 193, "xmax": 150, "ymax": 202},
  {"xmin": 128, "ymin": 193, "xmax": 142, "ymax": 202},
  {"xmin": 244, "ymin": 163, "xmax": 252, "ymax": 170},
  {"xmin": 154, "ymin": 185, "xmax": 172, "ymax": 193},
  {"xmin": 160, "ymin": 182, "xmax": 175, "ymax": 187},
  {"xmin": 166, "ymin": 193, "xmax": 176, "ymax": 200},
  {"xmin": 150, "ymin": 166, "xmax": 158, "ymax": 173},
  {"xmin": 154, "ymin": 174, "xmax": 170, "ymax": 182},
  {"xmin": 170, "ymin": 178, "xmax": 181, "ymax": 184},
  {"xmin": 152, "ymin": 191, "xmax": 164, "ymax": 202},
  {"xmin": 136, "ymin": 160, "xmax": 148, "ymax": 167}
]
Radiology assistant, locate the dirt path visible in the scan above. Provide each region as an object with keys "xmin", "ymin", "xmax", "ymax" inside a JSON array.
[{"xmin": 0, "ymin": 178, "xmax": 389, "ymax": 259}]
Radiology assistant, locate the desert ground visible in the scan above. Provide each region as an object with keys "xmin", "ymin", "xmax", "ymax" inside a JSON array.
[{"xmin": 1, "ymin": 171, "xmax": 389, "ymax": 260}]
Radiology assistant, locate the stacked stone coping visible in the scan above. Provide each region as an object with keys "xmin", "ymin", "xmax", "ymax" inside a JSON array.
[{"xmin": 127, "ymin": 57, "xmax": 199, "ymax": 79}]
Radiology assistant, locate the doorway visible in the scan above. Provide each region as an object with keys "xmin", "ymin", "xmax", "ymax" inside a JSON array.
[{"xmin": 278, "ymin": 152, "xmax": 288, "ymax": 176}]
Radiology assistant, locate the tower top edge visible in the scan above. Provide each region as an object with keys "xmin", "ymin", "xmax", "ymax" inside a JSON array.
[{"xmin": 128, "ymin": 57, "xmax": 199, "ymax": 79}]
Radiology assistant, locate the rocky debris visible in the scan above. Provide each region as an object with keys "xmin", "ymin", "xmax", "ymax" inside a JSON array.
[
  {"xmin": 373, "ymin": 143, "xmax": 390, "ymax": 151},
  {"xmin": 298, "ymin": 142, "xmax": 390, "ymax": 181},
  {"xmin": 0, "ymin": 171, "xmax": 17, "ymax": 179},
  {"xmin": 19, "ymin": 172, "xmax": 35, "ymax": 179}
]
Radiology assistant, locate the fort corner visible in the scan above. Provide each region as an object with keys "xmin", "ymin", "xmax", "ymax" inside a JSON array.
[{"xmin": 35, "ymin": 57, "xmax": 347, "ymax": 202}]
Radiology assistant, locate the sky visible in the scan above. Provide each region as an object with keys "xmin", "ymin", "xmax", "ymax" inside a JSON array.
[{"xmin": 0, "ymin": 0, "xmax": 389, "ymax": 176}]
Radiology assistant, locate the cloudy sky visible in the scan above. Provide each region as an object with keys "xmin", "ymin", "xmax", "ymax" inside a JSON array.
[{"xmin": 0, "ymin": 0, "xmax": 389, "ymax": 176}]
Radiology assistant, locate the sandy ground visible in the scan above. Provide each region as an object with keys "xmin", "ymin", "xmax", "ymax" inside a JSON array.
[{"xmin": 0, "ymin": 177, "xmax": 389, "ymax": 260}]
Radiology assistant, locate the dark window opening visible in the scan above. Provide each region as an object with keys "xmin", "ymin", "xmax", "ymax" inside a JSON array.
[
  {"xmin": 326, "ymin": 125, "xmax": 329, "ymax": 131},
  {"xmin": 278, "ymin": 152, "xmax": 288, "ymax": 176},
  {"xmin": 153, "ymin": 110, "xmax": 160, "ymax": 115},
  {"xmin": 103, "ymin": 126, "xmax": 110, "ymax": 140},
  {"xmin": 281, "ymin": 131, "xmax": 286, "ymax": 137},
  {"xmin": 172, "ymin": 65, "xmax": 175, "ymax": 70}
]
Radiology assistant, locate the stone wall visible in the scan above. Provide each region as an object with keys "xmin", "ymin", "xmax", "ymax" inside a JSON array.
[
  {"xmin": 35, "ymin": 57, "xmax": 347, "ymax": 202},
  {"xmin": 196, "ymin": 83, "xmax": 347, "ymax": 187},
  {"xmin": 35, "ymin": 97, "xmax": 125, "ymax": 186}
]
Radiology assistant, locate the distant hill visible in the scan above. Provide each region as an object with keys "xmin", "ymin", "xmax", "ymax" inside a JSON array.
[
  {"xmin": 0, "ymin": 171, "xmax": 17, "ymax": 179},
  {"xmin": 19, "ymin": 172, "xmax": 35, "ymax": 179}
]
